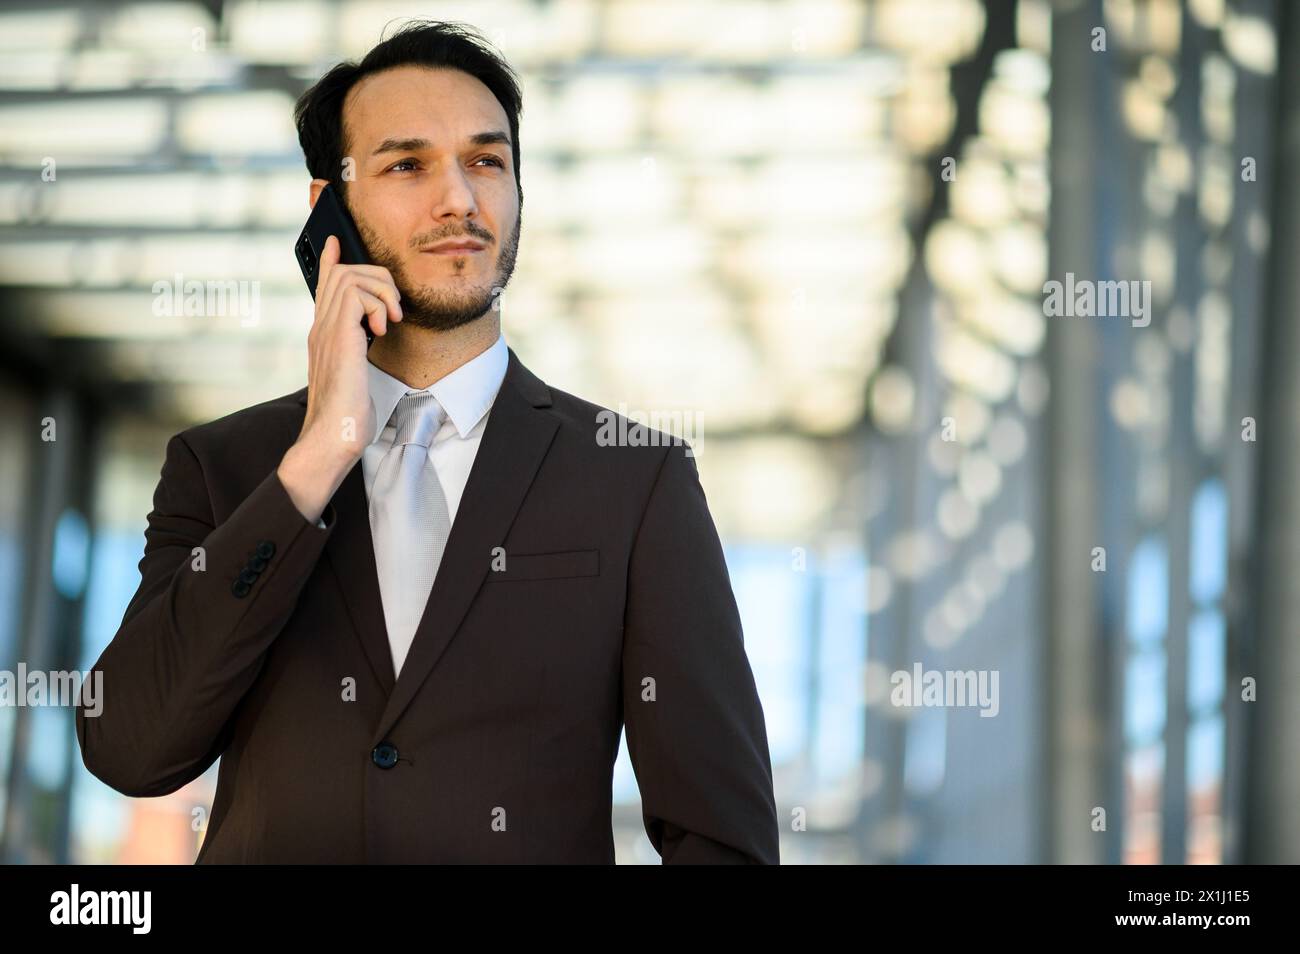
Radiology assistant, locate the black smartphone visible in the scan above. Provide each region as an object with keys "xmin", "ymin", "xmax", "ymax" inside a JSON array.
[{"xmin": 294, "ymin": 182, "xmax": 376, "ymax": 345}]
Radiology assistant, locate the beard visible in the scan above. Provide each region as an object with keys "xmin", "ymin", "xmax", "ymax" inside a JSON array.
[{"xmin": 353, "ymin": 201, "xmax": 521, "ymax": 332}]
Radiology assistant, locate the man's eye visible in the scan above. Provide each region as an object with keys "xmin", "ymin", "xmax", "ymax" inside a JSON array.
[{"xmin": 388, "ymin": 157, "xmax": 501, "ymax": 172}]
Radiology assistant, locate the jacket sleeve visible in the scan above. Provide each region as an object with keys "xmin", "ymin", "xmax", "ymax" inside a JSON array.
[
  {"xmin": 620, "ymin": 441, "xmax": 780, "ymax": 864},
  {"xmin": 75, "ymin": 432, "xmax": 336, "ymax": 797}
]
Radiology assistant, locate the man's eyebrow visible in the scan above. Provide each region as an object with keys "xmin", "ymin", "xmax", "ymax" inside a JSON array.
[{"xmin": 370, "ymin": 131, "xmax": 512, "ymax": 156}]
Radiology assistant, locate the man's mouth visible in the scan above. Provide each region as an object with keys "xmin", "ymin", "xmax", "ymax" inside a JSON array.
[{"xmin": 420, "ymin": 240, "xmax": 487, "ymax": 255}]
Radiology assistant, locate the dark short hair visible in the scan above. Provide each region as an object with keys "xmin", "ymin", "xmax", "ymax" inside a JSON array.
[{"xmin": 294, "ymin": 20, "xmax": 523, "ymax": 206}]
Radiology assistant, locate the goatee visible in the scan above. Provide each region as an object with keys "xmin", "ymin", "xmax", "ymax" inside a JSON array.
[{"xmin": 354, "ymin": 207, "xmax": 521, "ymax": 332}]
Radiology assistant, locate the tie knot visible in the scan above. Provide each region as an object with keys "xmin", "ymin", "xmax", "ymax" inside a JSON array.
[{"xmin": 390, "ymin": 391, "xmax": 444, "ymax": 449}]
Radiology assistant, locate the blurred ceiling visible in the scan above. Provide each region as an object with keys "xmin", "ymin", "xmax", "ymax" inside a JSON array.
[{"xmin": 0, "ymin": 0, "xmax": 993, "ymax": 425}]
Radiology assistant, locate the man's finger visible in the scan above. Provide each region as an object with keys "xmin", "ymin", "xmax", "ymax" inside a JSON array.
[
  {"xmin": 316, "ymin": 235, "xmax": 345, "ymax": 317},
  {"xmin": 316, "ymin": 234, "xmax": 340, "ymax": 306},
  {"xmin": 355, "ymin": 287, "xmax": 388, "ymax": 337}
]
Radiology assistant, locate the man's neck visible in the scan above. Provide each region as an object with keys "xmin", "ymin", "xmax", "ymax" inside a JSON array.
[{"xmin": 366, "ymin": 313, "xmax": 501, "ymax": 390}]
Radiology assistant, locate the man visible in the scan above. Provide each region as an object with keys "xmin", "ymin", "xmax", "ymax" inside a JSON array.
[{"xmin": 76, "ymin": 20, "xmax": 779, "ymax": 864}]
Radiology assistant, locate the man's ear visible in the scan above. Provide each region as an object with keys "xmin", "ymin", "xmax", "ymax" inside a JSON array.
[{"xmin": 308, "ymin": 178, "xmax": 331, "ymax": 210}]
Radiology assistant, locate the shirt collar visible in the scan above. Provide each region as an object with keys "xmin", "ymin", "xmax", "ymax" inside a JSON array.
[{"xmin": 365, "ymin": 331, "xmax": 509, "ymax": 444}]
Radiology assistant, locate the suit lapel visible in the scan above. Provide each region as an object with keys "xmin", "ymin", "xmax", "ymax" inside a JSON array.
[
  {"xmin": 323, "ymin": 463, "xmax": 397, "ymax": 694},
  {"xmin": 299, "ymin": 347, "xmax": 560, "ymax": 740}
]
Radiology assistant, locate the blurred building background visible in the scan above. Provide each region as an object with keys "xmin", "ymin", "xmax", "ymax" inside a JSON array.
[{"xmin": 0, "ymin": 0, "xmax": 1296, "ymax": 864}]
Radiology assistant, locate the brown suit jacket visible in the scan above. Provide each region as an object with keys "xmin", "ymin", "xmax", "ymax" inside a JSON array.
[{"xmin": 76, "ymin": 347, "xmax": 780, "ymax": 863}]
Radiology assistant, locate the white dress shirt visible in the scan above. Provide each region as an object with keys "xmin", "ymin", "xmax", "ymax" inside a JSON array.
[{"xmin": 312, "ymin": 332, "xmax": 509, "ymax": 528}]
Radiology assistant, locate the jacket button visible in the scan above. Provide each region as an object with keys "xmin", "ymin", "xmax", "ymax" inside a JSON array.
[
  {"xmin": 371, "ymin": 743, "xmax": 399, "ymax": 769},
  {"xmin": 249, "ymin": 555, "xmax": 267, "ymax": 572},
  {"xmin": 238, "ymin": 567, "xmax": 259, "ymax": 584},
  {"xmin": 231, "ymin": 579, "xmax": 251, "ymax": 598},
  {"xmin": 256, "ymin": 540, "xmax": 275, "ymax": 560}
]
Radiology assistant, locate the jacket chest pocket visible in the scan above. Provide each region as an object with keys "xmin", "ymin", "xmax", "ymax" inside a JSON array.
[{"xmin": 487, "ymin": 548, "xmax": 599, "ymax": 581}]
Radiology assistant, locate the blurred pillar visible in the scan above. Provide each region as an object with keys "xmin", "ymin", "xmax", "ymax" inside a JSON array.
[
  {"xmin": 1042, "ymin": 0, "xmax": 1111, "ymax": 864},
  {"xmin": 0, "ymin": 386, "xmax": 92, "ymax": 864},
  {"xmin": 1245, "ymin": 0, "xmax": 1300, "ymax": 865},
  {"xmin": 1221, "ymin": 0, "xmax": 1276, "ymax": 868}
]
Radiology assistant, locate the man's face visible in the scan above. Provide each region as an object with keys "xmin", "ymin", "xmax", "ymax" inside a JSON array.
[{"xmin": 333, "ymin": 65, "xmax": 521, "ymax": 331}]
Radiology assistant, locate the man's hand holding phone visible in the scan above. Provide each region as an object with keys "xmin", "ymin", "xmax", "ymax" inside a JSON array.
[{"xmin": 277, "ymin": 233, "xmax": 403, "ymax": 524}]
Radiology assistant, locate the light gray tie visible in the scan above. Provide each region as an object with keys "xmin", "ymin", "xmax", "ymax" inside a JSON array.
[{"xmin": 369, "ymin": 391, "xmax": 451, "ymax": 678}]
